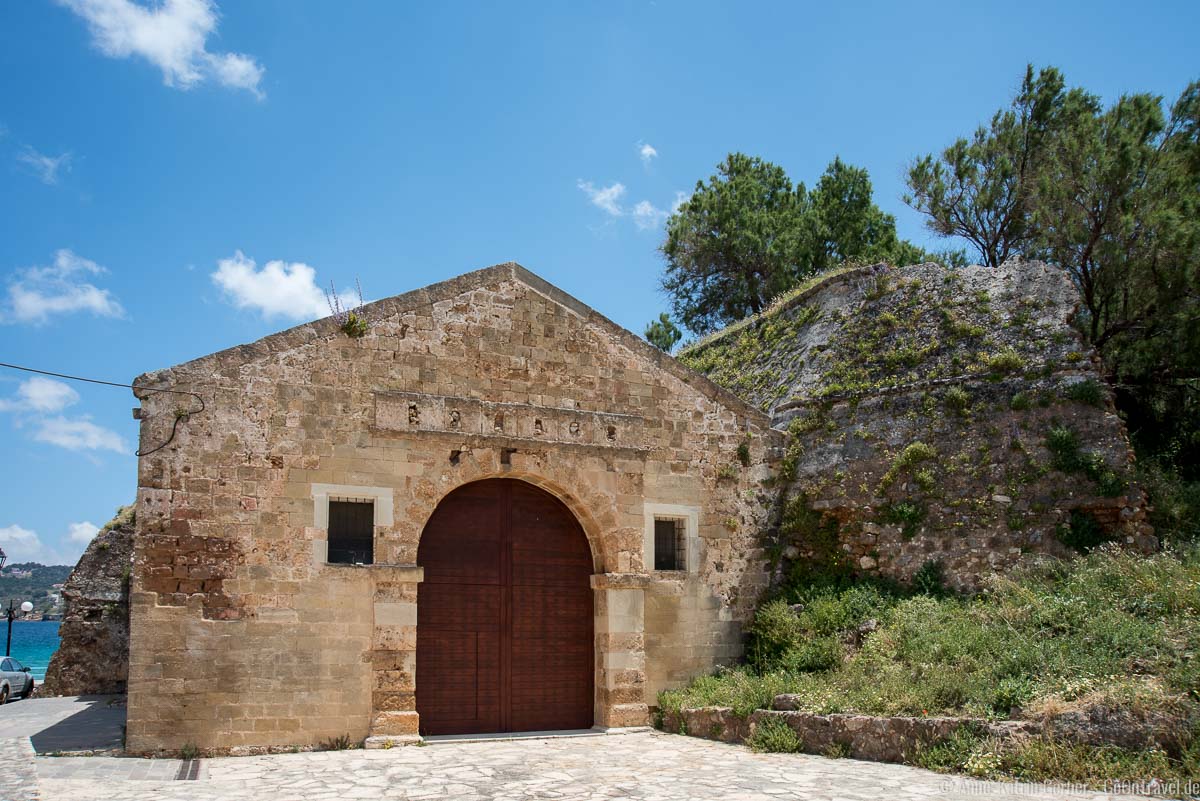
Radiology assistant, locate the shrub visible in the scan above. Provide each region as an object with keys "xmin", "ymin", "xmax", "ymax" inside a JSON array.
[
  {"xmin": 747, "ymin": 716, "xmax": 802, "ymax": 753},
  {"xmin": 736, "ymin": 438, "xmax": 752, "ymax": 467},
  {"xmin": 657, "ymin": 667, "xmax": 794, "ymax": 718},
  {"xmin": 911, "ymin": 559, "xmax": 946, "ymax": 596},
  {"xmin": 981, "ymin": 348, "xmax": 1026, "ymax": 373},
  {"xmin": 1044, "ymin": 425, "xmax": 1125, "ymax": 497},
  {"xmin": 745, "ymin": 600, "xmax": 803, "ymax": 673},
  {"xmin": 881, "ymin": 500, "xmax": 926, "ymax": 539},
  {"xmin": 1063, "ymin": 379, "xmax": 1104, "ymax": 407},
  {"xmin": 881, "ymin": 442, "xmax": 938, "ymax": 488},
  {"xmin": 180, "ymin": 742, "xmax": 200, "ymax": 760},
  {"xmin": 781, "ymin": 636, "xmax": 842, "ymax": 673},
  {"xmin": 943, "ymin": 386, "xmax": 971, "ymax": 414},
  {"xmin": 1010, "ymin": 392, "xmax": 1032, "ymax": 411},
  {"xmin": 1138, "ymin": 460, "xmax": 1200, "ymax": 544}
]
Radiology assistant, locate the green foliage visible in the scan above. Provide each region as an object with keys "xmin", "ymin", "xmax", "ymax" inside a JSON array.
[
  {"xmin": 746, "ymin": 716, "xmax": 802, "ymax": 753},
  {"xmin": 916, "ymin": 728, "xmax": 1197, "ymax": 788},
  {"xmin": 1063, "ymin": 379, "xmax": 1104, "ymax": 406},
  {"xmin": 644, "ymin": 312, "xmax": 682, "ymax": 353},
  {"xmin": 736, "ymin": 438, "xmax": 752, "ymax": 467},
  {"xmin": 1055, "ymin": 510, "xmax": 1113, "ymax": 554},
  {"xmin": 980, "ymin": 347, "xmax": 1026, "ymax": 373},
  {"xmin": 339, "ymin": 311, "xmax": 369, "ymax": 338},
  {"xmin": 671, "ymin": 548, "xmax": 1200, "ymax": 728},
  {"xmin": 1044, "ymin": 425, "xmax": 1126, "ymax": 497},
  {"xmin": 716, "ymin": 463, "xmax": 739, "ymax": 481},
  {"xmin": 1009, "ymin": 391, "xmax": 1032, "ymax": 411},
  {"xmin": 905, "ymin": 65, "xmax": 1065, "ymax": 268},
  {"xmin": 942, "ymin": 386, "xmax": 971, "ymax": 414},
  {"xmin": 880, "ymin": 500, "xmax": 926, "ymax": 539},
  {"xmin": 880, "ymin": 441, "xmax": 938, "ymax": 488},
  {"xmin": 1137, "ymin": 459, "xmax": 1200, "ymax": 544},
  {"xmin": 745, "ymin": 600, "xmax": 804, "ymax": 673},
  {"xmin": 908, "ymin": 63, "xmax": 1200, "ymax": 480},
  {"xmin": 911, "ymin": 559, "xmax": 947, "ymax": 596},
  {"xmin": 180, "ymin": 743, "xmax": 200, "ymax": 760},
  {"xmin": 662, "ymin": 153, "xmax": 933, "ymax": 334},
  {"xmin": 658, "ymin": 667, "xmax": 795, "ymax": 718}
]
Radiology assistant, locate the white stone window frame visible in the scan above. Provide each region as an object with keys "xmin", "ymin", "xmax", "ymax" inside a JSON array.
[
  {"xmin": 643, "ymin": 503, "xmax": 700, "ymax": 574},
  {"xmin": 311, "ymin": 483, "xmax": 394, "ymax": 567}
]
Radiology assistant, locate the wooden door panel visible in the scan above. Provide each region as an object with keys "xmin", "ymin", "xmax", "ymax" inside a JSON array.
[{"xmin": 417, "ymin": 479, "xmax": 593, "ymax": 735}]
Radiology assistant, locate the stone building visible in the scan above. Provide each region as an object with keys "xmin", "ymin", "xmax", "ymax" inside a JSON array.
[
  {"xmin": 126, "ymin": 263, "xmax": 781, "ymax": 753},
  {"xmin": 125, "ymin": 258, "xmax": 1150, "ymax": 754}
]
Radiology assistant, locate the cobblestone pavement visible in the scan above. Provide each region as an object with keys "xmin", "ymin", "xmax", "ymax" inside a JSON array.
[{"xmin": 37, "ymin": 731, "xmax": 1148, "ymax": 801}]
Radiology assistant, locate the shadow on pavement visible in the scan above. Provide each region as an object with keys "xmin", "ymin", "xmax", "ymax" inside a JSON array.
[{"xmin": 28, "ymin": 696, "xmax": 126, "ymax": 753}]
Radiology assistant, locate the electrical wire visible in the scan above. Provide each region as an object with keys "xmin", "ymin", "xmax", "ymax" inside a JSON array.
[{"xmin": 0, "ymin": 361, "xmax": 205, "ymax": 456}]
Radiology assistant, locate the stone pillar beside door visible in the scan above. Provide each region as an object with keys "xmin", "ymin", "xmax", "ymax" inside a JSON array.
[
  {"xmin": 366, "ymin": 564, "xmax": 424, "ymax": 747},
  {"xmin": 591, "ymin": 573, "xmax": 652, "ymax": 729}
]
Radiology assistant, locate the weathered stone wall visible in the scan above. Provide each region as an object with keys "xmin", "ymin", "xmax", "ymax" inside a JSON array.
[
  {"xmin": 662, "ymin": 696, "xmax": 1197, "ymax": 762},
  {"xmin": 127, "ymin": 263, "xmax": 778, "ymax": 753},
  {"xmin": 680, "ymin": 260, "xmax": 1153, "ymax": 590},
  {"xmin": 40, "ymin": 508, "xmax": 134, "ymax": 697}
]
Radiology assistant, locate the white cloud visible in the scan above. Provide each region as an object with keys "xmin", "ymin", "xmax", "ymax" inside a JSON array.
[
  {"xmin": 0, "ymin": 377, "xmax": 80, "ymax": 413},
  {"xmin": 0, "ymin": 522, "xmax": 96, "ymax": 565},
  {"xmin": 67, "ymin": 521, "xmax": 100, "ymax": 545},
  {"xmin": 17, "ymin": 146, "xmax": 72, "ymax": 185},
  {"xmin": 632, "ymin": 200, "xmax": 668, "ymax": 231},
  {"xmin": 33, "ymin": 416, "xmax": 128, "ymax": 453},
  {"xmin": 0, "ymin": 377, "xmax": 127, "ymax": 455},
  {"xmin": 577, "ymin": 180, "xmax": 626, "ymax": 217},
  {"xmin": 0, "ymin": 525, "xmax": 43, "ymax": 560},
  {"xmin": 2, "ymin": 249, "xmax": 125, "ymax": 324},
  {"xmin": 211, "ymin": 250, "xmax": 355, "ymax": 321},
  {"xmin": 637, "ymin": 141, "xmax": 658, "ymax": 166},
  {"xmin": 58, "ymin": 0, "xmax": 265, "ymax": 98}
]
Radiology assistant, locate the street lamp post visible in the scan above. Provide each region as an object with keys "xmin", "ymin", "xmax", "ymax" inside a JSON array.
[{"xmin": 5, "ymin": 600, "xmax": 34, "ymax": 657}]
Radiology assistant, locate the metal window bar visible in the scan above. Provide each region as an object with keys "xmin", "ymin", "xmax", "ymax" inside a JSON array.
[
  {"xmin": 654, "ymin": 517, "xmax": 686, "ymax": 571},
  {"xmin": 328, "ymin": 499, "xmax": 375, "ymax": 565}
]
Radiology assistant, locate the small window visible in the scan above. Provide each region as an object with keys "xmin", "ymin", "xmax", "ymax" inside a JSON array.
[
  {"xmin": 653, "ymin": 517, "xmax": 687, "ymax": 571},
  {"xmin": 0, "ymin": 659, "xmax": 11, "ymax": 672},
  {"xmin": 328, "ymin": 499, "xmax": 374, "ymax": 565}
]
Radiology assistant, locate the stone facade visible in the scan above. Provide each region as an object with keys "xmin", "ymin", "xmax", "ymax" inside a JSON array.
[{"xmin": 126, "ymin": 263, "xmax": 778, "ymax": 753}]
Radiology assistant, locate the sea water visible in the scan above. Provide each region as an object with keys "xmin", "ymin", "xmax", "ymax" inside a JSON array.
[{"xmin": 6, "ymin": 621, "xmax": 60, "ymax": 681}]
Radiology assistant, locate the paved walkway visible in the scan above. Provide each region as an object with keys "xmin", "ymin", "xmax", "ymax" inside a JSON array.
[
  {"xmin": 0, "ymin": 696, "xmax": 125, "ymax": 754},
  {"xmin": 35, "ymin": 730, "xmax": 1148, "ymax": 801}
]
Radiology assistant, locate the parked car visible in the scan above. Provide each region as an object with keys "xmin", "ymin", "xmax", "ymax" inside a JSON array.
[{"xmin": 0, "ymin": 658, "xmax": 34, "ymax": 703}]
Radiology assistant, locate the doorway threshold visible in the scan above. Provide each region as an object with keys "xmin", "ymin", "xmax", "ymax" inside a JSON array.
[{"xmin": 423, "ymin": 728, "xmax": 607, "ymax": 745}]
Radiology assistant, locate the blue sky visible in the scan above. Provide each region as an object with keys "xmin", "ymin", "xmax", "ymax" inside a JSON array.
[{"xmin": 0, "ymin": 0, "xmax": 1197, "ymax": 566}]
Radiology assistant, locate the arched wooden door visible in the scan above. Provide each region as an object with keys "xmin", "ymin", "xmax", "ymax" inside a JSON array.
[{"xmin": 416, "ymin": 479, "xmax": 594, "ymax": 735}]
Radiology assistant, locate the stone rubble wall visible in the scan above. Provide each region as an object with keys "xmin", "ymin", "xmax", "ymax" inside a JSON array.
[
  {"xmin": 662, "ymin": 695, "xmax": 1193, "ymax": 764},
  {"xmin": 39, "ymin": 509, "xmax": 134, "ymax": 696},
  {"xmin": 681, "ymin": 260, "xmax": 1154, "ymax": 591}
]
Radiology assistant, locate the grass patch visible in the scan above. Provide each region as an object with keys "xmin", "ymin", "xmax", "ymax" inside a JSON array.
[
  {"xmin": 746, "ymin": 716, "xmax": 802, "ymax": 753},
  {"xmin": 666, "ymin": 548, "xmax": 1200, "ymax": 727}
]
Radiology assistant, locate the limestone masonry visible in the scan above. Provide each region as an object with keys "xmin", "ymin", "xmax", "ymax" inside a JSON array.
[
  {"xmin": 127, "ymin": 262, "xmax": 778, "ymax": 753},
  {"xmin": 124, "ymin": 259, "xmax": 1148, "ymax": 753}
]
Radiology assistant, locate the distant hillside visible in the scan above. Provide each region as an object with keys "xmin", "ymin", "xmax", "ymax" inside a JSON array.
[{"xmin": 0, "ymin": 562, "xmax": 73, "ymax": 614}]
